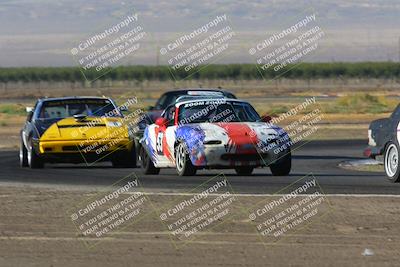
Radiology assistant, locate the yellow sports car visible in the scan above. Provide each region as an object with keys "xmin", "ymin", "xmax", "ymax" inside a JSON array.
[{"xmin": 19, "ymin": 96, "xmax": 136, "ymax": 168}]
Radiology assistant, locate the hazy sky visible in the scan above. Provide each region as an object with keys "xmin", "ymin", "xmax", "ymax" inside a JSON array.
[{"xmin": 0, "ymin": 0, "xmax": 400, "ymax": 66}]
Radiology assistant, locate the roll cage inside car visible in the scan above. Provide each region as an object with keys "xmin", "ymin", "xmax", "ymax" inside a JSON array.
[{"xmin": 153, "ymin": 89, "xmax": 237, "ymax": 110}]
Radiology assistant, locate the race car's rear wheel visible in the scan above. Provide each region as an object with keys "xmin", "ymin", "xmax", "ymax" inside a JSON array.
[
  {"xmin": 27, "ymin": 139, "xmax": 44, "ymax": 169},
  {"xmin": 19, "ymin": 138, "xmax": 28, "ymax": 167},
  {"xmin": 111, "ymin": 148, "xmax": 137, "ymax": 168},
  {"xmin": 235, "ymin": 166, "xmax": 254, "ymax": 175},
  {"xmin": 140, "ymin": 147, "xmax": 159, "ymax": 175},
  {"xmin": 175, "ymin": 142, "xmax": 196, "ymax": 176},
  {"xmin": 384, "ymin": 142, "xmax": 400, "ymax": 183},
  {"xmin": 270, "ymin": 151, "xmax": 291, "ymax": 176}
]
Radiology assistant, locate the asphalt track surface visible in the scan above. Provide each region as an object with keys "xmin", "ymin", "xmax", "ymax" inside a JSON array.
[{"xmin": 1, "ymin": 139, "xmax": 400, "ymax": 194}]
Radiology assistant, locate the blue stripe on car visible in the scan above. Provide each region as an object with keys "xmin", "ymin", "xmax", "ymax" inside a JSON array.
[{"xmin": 176, "ymin": 125, "xmax": 206, "ymax": 166}]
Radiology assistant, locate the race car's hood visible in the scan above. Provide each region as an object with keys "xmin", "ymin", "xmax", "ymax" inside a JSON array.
[
  {"xmin": 176, "ymin": 122, "xmax": 287, "ymax": 152},
  {"xmin": 194, "ymin": 122, "xmax": 282, "ymax": 141},
  {"xmin": 39, "ymin": 116, "xmax": 128, "ymax": 141},
  {"xmin": 369, "ymin": 118, "xmax": 390, "ymax": 131},
  {"xmin": 33, "ymin": 118, "xmax": 63, "ymax": 137}
]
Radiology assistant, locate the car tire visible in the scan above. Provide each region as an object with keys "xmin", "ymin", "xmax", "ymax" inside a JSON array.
[
  {"xmin": 27, "ymin": 139, "xmax": 44, "ymax": 169},
  {"xmin": 140, "ymin": 147, "xmax": 160, "ymax": 175},
  {"xmin": 235, "ymin": 166, "xmax": 254, "ymax": 175},
  {"xmin": 270, "ymin": 151, "xmax": 291, "ymax": 176},
  {"xmin": 19, "ymin": 138, "xmax": 29, "ymax": 167},
  {"xmin": 175, "ymin": 142, "xmax": 197, "ymax": 176},
  {"xmin": 111, "ymin": 148, "xmax": 137, "ymax": 168},
  {"xmin": 384, "ymin": 141, "xmax": 400, "ymax": 183}
]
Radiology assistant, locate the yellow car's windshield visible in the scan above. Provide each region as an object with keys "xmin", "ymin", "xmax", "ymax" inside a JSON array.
[{"xmin": 38, "ymin": 99, "xmax": 121, "ymax": 119}]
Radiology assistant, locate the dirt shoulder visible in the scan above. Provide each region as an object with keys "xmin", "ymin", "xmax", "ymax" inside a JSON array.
[
  {"xmin": 0, "ymin": 185, "xmax": 399, "ymax": 267},
  {"xmin": 0, "ymin": 114, "xmax": 24, "ymax": 150}
]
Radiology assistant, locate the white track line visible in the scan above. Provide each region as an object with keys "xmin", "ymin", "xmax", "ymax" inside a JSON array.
[{"xmin": 129, "ymin": 192, "xmax": 400, "ymax": 198}]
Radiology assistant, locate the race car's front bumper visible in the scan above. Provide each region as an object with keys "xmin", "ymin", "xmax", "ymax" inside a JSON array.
[
  {"xmin": 193, "ymin": 143, "xmax": 290, "ymax": 167},
  {"xmin": 37, "ymin": 138, "xmax": 132, "ymax": 154},
  {"xmin": 33, "ymin": 138, "xmax": 133, "ymax": 163}
]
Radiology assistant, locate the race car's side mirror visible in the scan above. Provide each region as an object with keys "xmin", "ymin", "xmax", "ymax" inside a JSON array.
[
  {"xmin": 155, "ymin": 117, "xmax": 167, "ymax": 127},
  {"xmin": 261, "ymin": 115, "xmax": 272, "ymax": 123},
  {"xmin": 25, "ymin": 107, "xmax": 34, "ymax": 122},
  {"xmin": 119, "ymin": 106, "xmax": 128, "ymax": 112},
  {"xmin": 26, "ymin": 111, "xmax": 34, "ymax": 122}
]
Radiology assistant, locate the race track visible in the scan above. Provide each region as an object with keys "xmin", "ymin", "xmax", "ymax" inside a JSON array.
[{"xmin": 1, "ymin": 139, "xmax": 400, "ymax": 194}]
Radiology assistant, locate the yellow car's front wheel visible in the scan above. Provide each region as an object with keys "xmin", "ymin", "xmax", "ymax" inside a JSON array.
[
  {"xmin": 27, "ymin": 138, "xmax": 44, "ymax": 169},
  {"xmin": 19, "ymin": 139, "xmax": 29, "ymax": 167}
]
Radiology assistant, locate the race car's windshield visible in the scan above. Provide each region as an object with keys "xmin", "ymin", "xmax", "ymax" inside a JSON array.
[
  {"xmin": 178, "ymin": 100, "xmax": 261, "ymax": 124},
  {"xmin": 155, "ymin": 91, "xmax": 235, "ymax": 110},
  {"xmin": 38, "ymin": 99, "xmax": 121, "ymax": 119}
]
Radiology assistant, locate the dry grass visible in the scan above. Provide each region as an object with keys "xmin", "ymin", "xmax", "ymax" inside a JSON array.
[
  {"xmin": 1, "ymin": 78, "xmax": 400, "ymax": 99},
  {"xmin": 340, "ymin": 164, "xmax": 384, "ymax": 173},
  {"xmin": 1, "ymin": 82, "xmax": 398, "ymax": 149}
]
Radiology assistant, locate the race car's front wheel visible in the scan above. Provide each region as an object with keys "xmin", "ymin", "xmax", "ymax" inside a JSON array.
[
  {"xmin": 270, "ymin": 152, "xmax": 291, "ymax": 176},
  {"xmin": 19, "ymin": 139, "xmax": 28, "ymax": 167},
  {"xmin": 175, "ymin": 142, "xmax": 196, "ymax": 176},
  {"xmin": 384, "ymin": 142, "xmax": 400, "ymax": 183},
  {"xmin": 27, "ymin": 139, "xmax": 44, "ymax": 169},
  {"xmin": 235, "ymin": 166, "xmax": 254, "ymax": 175},
  {"xmin": 140, "ymin": 147, "xmax": 160, "ymax": 175}
]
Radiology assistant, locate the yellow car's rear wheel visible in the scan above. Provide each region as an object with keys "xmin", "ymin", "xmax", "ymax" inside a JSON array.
[{"xmin": 111, "ymin": 148, "xmax": 137, "ymax": 168}]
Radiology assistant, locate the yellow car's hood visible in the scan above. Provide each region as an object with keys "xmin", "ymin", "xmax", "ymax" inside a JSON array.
[{"xmin": 40, "ymin": 116, "xmax": 128, "ymax": 141}]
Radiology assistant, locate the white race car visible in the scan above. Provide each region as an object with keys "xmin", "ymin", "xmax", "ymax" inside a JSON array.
[{"xmin": 139, "ymin": 97, "xmax": 292, "ymax": 176}]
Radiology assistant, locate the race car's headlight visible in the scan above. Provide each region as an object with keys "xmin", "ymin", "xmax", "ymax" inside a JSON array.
[
  {"xmin": 265, "ymin": 134, "xmax": 278, "ymax": 142},
  {"xmin": 203, "ymin": 129, "xmax": 222, "ymax": 139},
  {"xmin": 107, "ymin": 121, "xmax": 122, "ymax": 127}
]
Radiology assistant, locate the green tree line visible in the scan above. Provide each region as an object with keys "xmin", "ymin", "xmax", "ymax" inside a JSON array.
[{"xmin": 0, "ymin": 62, "xmax": 399, "ymax": 83}]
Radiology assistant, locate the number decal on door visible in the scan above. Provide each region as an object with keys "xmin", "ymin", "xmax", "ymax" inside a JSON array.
[{"xmin": 156, "ymin": 132, "xmax": 164, "ymax": 155}]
